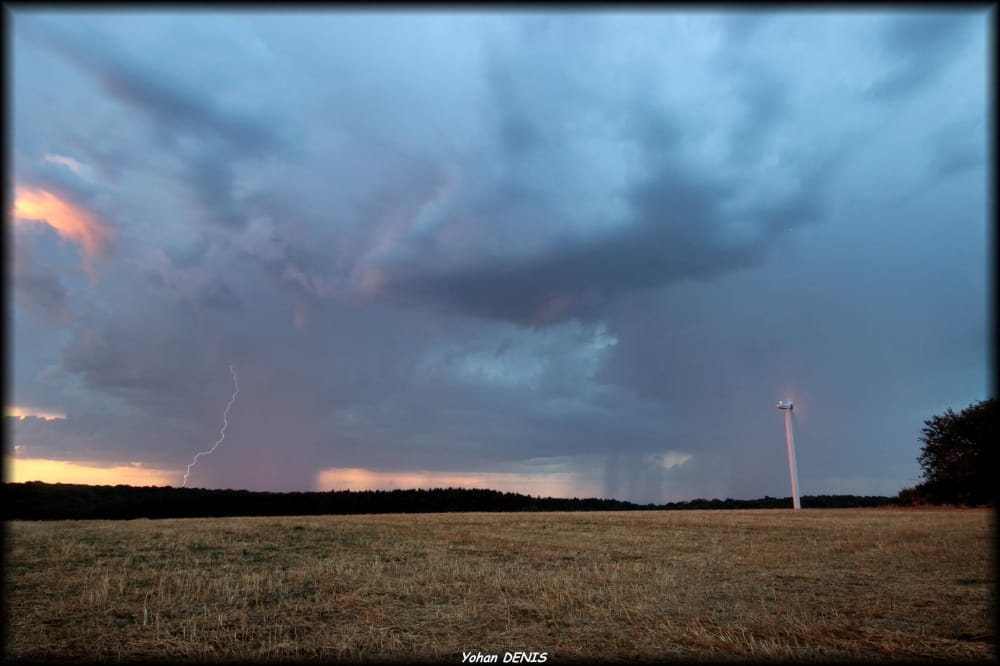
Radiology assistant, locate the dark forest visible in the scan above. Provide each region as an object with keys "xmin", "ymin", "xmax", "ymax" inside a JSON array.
[{"xmin": 4, "ymin": 481, "xmax": 899, "ymax": 520}]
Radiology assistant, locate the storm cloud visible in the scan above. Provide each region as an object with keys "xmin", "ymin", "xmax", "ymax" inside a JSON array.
[{"xmin": 8, "ymin": 10, "xmax": 990, "ymax": 502}]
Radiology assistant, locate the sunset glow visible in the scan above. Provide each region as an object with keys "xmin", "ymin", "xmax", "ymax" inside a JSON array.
[
  {"xmin": 6, "ymin": 406, "xmax": 67, "ymax": 420},
  {"xmin": 316, "ymin": 467, "xmax": 598, "ymax": 499},
  {"xmin": 13, "ymin": 185, "xmax": 112, "ymax": 277},
  {"xmin": 5, "ymin": 457, "xmax": 177, "ymax": 486}
]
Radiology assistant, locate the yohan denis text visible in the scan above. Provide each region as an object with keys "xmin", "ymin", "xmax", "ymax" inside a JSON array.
[{"xmin": 462, "ymin": 652, "xmax": 548, "ymax": 663}]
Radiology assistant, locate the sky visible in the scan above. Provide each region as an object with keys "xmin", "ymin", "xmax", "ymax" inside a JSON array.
[{"xmin": 6, "ymin": 9, "xmax": 992, "ymax": 503}]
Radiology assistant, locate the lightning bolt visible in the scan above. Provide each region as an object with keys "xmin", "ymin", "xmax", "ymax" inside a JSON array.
[{"xmin": 182, "ymin": 364, "xmax": 239, "ymax": 488}]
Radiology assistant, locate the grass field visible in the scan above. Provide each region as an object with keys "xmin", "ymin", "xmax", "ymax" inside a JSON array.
[{"xmin": 4, "ymin": 509, "xmax": 994, "ymax": 662}]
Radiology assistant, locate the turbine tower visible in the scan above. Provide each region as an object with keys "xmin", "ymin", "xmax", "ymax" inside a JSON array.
[{"xmin": 775, "ymin": 400, "xmax": 801, "ymax": 510}]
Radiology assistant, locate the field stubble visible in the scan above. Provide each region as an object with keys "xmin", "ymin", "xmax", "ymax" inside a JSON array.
[{"xmin": 5, "ymin": 509, "xmax": 994, "ymax": 662}]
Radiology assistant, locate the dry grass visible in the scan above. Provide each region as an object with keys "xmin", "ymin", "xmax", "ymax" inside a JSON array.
[{"xmin": 4, "ymin": 509, "xmax": 994, "ymax": 662}]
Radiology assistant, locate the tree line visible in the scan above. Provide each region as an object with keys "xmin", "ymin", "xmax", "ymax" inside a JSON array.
[{"xmin": 3, "ymin": 482, "xmax": 900, "ymax": 521}]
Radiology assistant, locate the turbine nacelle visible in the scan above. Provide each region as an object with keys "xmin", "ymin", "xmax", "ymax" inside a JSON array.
[{"xmin": 776, "ymin": 400, "xmax": 793, "ymax": 410}]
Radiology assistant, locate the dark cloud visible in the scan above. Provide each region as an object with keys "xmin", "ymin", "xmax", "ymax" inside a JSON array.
[
  {"xmin": 18, "ymin": 15, "xmax": 292, "ymax": 231},
  {"xmin": 12, "ymin": 271, "xmax": 72, "ymax": 329},
  {"xmin": 19, "ymin": 17, "xmax": 283, "ymax": 158},
  {"xmin": 20, "ymin": 158, "xmax": 95, "ymax": 199},
  {"xmin": 871, "ymin": 115, "xmax": 986, "ymax": 209},
  {"xmin": 868, "ymin": 12, "xmax": 979, "ymax": 100},
  {"xmin": 11, "ymin": 239, "xmax": 73, "ymax": 329},
  {"xmin": 710, "ymin": 18, "xmax": 790, "ymax": 166},
  {"xmin": 369, "ymin": 118, "xmax": 834, "ymax": 326},
  {"xmin": 925, "ymin": 118, "xmax": 987, "ymax": 180},
  {"xmin": 320, "ymin": 20, "xmax": 836, "ymax": 326},
  {"xmin": 726, "ymin": 72, "xmax": 789, "ymax": 165},
  {"xmin": 197, "ymin": 279, "xmax": 244, "ymax": 311}
]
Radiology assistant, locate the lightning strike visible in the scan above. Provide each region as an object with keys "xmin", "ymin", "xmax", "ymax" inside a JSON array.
[{"xmin": 182, "ymin": 364, "xmax": 239, "ymax": 488}]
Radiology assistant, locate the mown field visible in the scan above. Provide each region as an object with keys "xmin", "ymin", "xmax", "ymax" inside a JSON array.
[{"xmin": 4, "ymin": 509, "xmax": 994, "ymax": 662}]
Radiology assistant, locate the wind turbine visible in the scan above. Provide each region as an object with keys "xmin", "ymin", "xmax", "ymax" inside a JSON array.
[{"xmin": 775, "ymin": 400, "xmax": 801, "ymax": 510}]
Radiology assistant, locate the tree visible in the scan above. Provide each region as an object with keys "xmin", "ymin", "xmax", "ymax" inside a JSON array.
[{"xmin": 910, "ymin": 397, "xmax": 996, "ymax": 506}]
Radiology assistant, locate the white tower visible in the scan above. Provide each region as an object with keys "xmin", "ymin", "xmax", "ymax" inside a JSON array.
[{"xmin": 776, "ymin": 400, "xmax": 801, "ymax": 510}]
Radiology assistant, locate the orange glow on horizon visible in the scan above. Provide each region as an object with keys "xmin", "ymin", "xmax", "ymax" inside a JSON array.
[
  {"xmin": 315, "ymin": 467, "xmax": 595, "ymax": 499},
  {"xmin": 5, "ymin": 459, "xmax": 598, "ymax": 496},
  {"xmin": 13, "ymin": 185, "xmax": 113, "ymax": 281},
  {"xmin": 5, "ymin": 456, "xmax": 177, "ymax": 487},
  {"xmin": 6, "ymin": 406, "xmax": 67, "ymax": 420}
]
